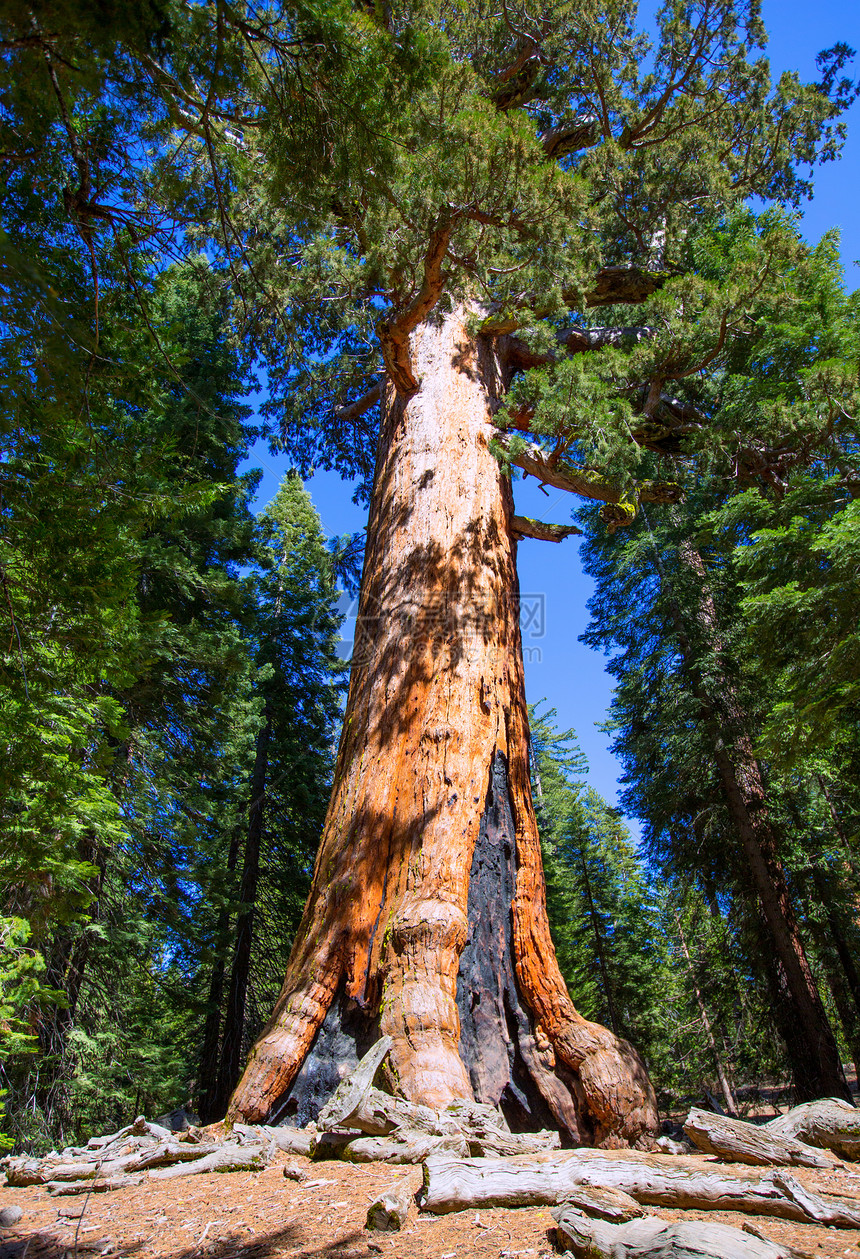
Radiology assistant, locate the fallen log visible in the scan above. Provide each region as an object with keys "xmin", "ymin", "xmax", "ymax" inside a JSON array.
[
  {"xmin": 46, "ymin": 1175, "xmax": 144, "ymax": 1196},
  {"xmin": 441, "ymin": 1099, "xmax": 558, "ymax": 1156},
  {"xmin": 232, "ymin": 1123, "xmax": 314, "ymax": 1156},
  {"xmin": 312, "ymin": 1038, "xmax": 557, "ymax": 1161},
  {"xmin": 342, "ymin": 1132, "xmax": 469, "ymax": 1163},
  {"xmin": 148, "ymin": 1142, "xmax": 268, "ymax": 1179},
  {"xmin": 419, "ymin": 1150, "xmax": 860, "ymax": 1226},
  {"xmin": 321, "ymin": 1084, "xmax": 459, "ymax": 1139},
  {"xmin": 316, "ymin": 1037, "xmax": 393, "ymax": 1132},
  {"xmin": 552, "ymin": 1207, "xmax": 812, "ymax": 1259},
  {"xmin": 463, "ymin": 1123, "xmax": 560, "ymax": 1158},
  {"xmin": 444, "ymin": 1098, "xmax": 510, "ymax": 1133},
  {"xmin": 7, "ymin": 1141, "xmax": 223, "ymax": 1186},
  {"xmin": 766, "ymin": 1100, "xmax": 860, "ymax": 1161},
  {"xmin": 366, "ymin": 1180, "xmax": 415, "ymax": 1231},
  {"xmin": 683, "ymin": 1109, "xmax": 835, "ymax": 1168},
  {"xmin": 312, "ymin": 1132, "xmax": 366, "ymax": 1160},
  {"xmin": 555, "ymin": 1186, "xmax": 647, "ymax": 1223},
  {"xmin": 2, "ymin": 1117, "xmax": 272, "ymax": 1195}
]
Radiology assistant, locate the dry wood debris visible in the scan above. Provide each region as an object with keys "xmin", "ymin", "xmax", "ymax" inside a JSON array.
[
  {"xmin": 552, "ymin": 1206, "xmax": 815, "ymax": 1258},
  {"xmin": 4, "ymin": 1041, "xmax": 860, "ymax": 1259},
  {"xmin": 1, "ymin": 1116, "xmax": 269, "ymax": 1195}
]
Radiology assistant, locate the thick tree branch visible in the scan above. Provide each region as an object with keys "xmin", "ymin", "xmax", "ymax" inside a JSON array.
[
  {"xmin": 496, "ymin": 433, "xmax": 682, "ymax": 531},
  {"xmin": 334, "ymin": 383, "xmax": 381, "ymax": 424},
  {"xmin": 481, "ymin": 267, "xmax": 668, "ymax": 336},
  {"xmin": 511, "ymin": 515, "xmax": 583, "ymax": 542},
  {"xmin": 501, "ymin": 325, "xmax": 654, "ymax": 371},
  {"xmin": 581, "ymin": 265, "xmax": 667, "ymax": 307},
  {"xmin": 377, "ymin": 216, "xmax": 454, "ymax": 394},
  {"xmin": 541, "ymin": 113, "xmax": 600, "ymax": 159}
]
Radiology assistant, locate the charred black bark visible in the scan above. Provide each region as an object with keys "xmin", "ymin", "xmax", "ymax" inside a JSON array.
[
  {"xmin": 456, "ymin": 752, "xmax": 585, "ymax": 1143},
  {"xmin": 267, "ymin": 986, "xmax": 377, "ymax": 1127}
]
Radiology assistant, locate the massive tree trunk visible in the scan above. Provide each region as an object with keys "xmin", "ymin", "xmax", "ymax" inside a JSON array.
[{"xmin": 226, "ymin": 307, "xmax": 658, "ymax": 1147}]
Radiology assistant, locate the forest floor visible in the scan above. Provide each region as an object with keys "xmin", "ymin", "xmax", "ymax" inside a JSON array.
[{"xmin": 4, "ymin": 1147, "xmax": 860, "ymax": 1259}]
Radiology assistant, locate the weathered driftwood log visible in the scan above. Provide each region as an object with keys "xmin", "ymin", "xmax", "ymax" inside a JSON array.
[
  {"xmin": 552, "ymin": 1207, "xmax": 810, "ymax": 1259},
  {"xmin": 3, "ymin": 1140, "xmax": 222, "ymax": 1186},
  {"xmin": 766, "ymin": 1099, "xmax": 860, "ymax": 1160},
  {"xmin": 312, "ymin": 1131, "xmax": 365, "ymax": 1160},
  {"xmin": 56, "ymin": 1117, "xmax": 174, "ymax": 1159},
  {"xmin": 366, "ymin": 1180, "xmax": 416, "ymax": 1231},
  {"xmin": 233, "ymin": 1123, "xmax": 315, "ymax": 1156},
  {"xmin": 316, "ymin": 1038, "xmax": 394, "ymax": 1132},
  {"xmin": 683, "ymin": 1109, "xmax": 835, "ymax": 1168},
  {"xmin": 556, "ymin": 1186, "xmax": 647, "ymax": 1223},
  {"xmin": 312, "ymin": 1036, "xmax": 557, "ymax": 1161},
  {"xmin": 1, "ymin": 1111, "xmax": 273, "ymax": 1196},
  {"xmin": 419, "ymin": 1150, "xmax": 860, "ymax": 1226},
  {"xmin": 464, "ymin": 1124, "xmax": 560, "ymax": 1158},
  {"xmin": 323, "ymin": 1085, "xmax": 460, "ymax": 1138},
  {"xmin": 148, "ymin": 1143, "xmax": 267, "ymax": 1179},
  {"xmin": 444, "ymin": 1098, "xmax": 510, "ymax": 1133},
  {"xmin": 342, "ymin": 1132, "xmax": 469, "ymax": 1163},
  {"xmin": 46, "ymin": 1174, "xmax": 145, "ymax": 1196},
  {"xmin": 443, "ymin": 1098, "xmax": 559, "ymax": 1155}
]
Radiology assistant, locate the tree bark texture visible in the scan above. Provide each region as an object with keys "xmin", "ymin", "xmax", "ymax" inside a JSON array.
[
  {"xmin": 226, "ymin": 306, "xmax": 658, "ymax": 1147},
  {"xmin": 198, "ymin": 826, "xmax": 243, "ymax": 1124},
  {"xmin": 419, "ymin": 1149, "xmax": 860, "ymax": 1224},
  {"xmin": 552, "ymin": 1208, "xmax": 810, "ymax": 1259}
]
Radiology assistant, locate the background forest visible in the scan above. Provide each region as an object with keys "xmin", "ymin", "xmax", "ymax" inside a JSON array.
[{"xmin": 2, "ymin": 0, "xmax": 860, "ymax": 1151}]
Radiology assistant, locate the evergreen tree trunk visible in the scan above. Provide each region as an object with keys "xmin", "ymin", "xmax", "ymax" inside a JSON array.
[
  {"xmin": 665, "ymin": 536, "xmax": 849, "ymax": 1103},
  {"xmin": 216, "ymin": 710, "xmax": 271, "ymax": 1111},
  {"xmin": 809, "ymin": 869, "xmax": 860, "ymax": 1079},
  {"xmin": 672, "ymin": 906, "xmax": 738, "ymax": 1115},
  {"xmin": 227, "ymin": 308, "xmax": 658, "ymax": 1147},
  {"xmin": 198, "ymin": 828, "xmax": 243, "ymax": 1124},
  {"xmin": 578, "ymin": 845, "xmax": 620, "ymax": 1037}
]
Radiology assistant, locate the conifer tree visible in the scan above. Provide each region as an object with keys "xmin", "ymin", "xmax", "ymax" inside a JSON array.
[
  {"xmin": 530, "ymin": 707, "xmax": 670, "ymax": 1084},
  {"xmin": 220, "ymin": 7, "xmax": 855, "ymax": 1143},
  {"xmin": 200, "ymin": 474, "xmax": 345, "ymax": 1122},
  {"xmin": 4, "ymin": 0, "xmax": 857, "ymax": 1142},
  {"xmin": 579, "ymin": 487, "xmax": 853, "ymax": 1100}
]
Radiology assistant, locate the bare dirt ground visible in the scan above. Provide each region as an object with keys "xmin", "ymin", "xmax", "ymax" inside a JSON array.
[{"xmin": 4, "ymin": 1149, "xmax": 860, "ymax": 1259}]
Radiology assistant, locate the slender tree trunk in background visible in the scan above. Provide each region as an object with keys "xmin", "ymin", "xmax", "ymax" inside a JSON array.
[
  {"xmin": 197, "ymin": 827, "xmax": 243, "ymax": 1124},
  {"xmin": 40, "ymin": 840, "xmax": 108, "ymax": 1054},
  {"xmin": 672, "ymin": 906, "xmax": 738, "ymax": 1115},
  {"xmin": 578, "ymin": 846, "xmax": 620, "ymax": 1037},
  {"xmin": 213, "ymin": 709, "xmax": 272, "ymax": 1115},
  {"xmin": 529, "ymin": 740, "xmax": 544, "ymax": 803},
  {"xmin": 817, "ymin": 952, "xmax": 860, "ymax": 1085},
  {"xmin": 227, "ymin": 308, "xmax": 658, "ymax": 1147},
  {"xmin": 664, "ymin": 535, "xmax": 849, "ymax": 1103},
  {"xmin": 809, "ymin": 869, "xmax": 860, "ymax": 1081}
]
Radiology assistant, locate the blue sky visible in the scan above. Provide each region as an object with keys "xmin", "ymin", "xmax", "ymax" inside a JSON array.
[{"xmin": 242, "ymin": 0, "xmax": 860, "ymax": 819}]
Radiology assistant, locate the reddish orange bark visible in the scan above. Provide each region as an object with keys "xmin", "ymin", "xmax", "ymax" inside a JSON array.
[{"xmin": 226, "ymin": 308, "xmax": 658, "ymax": 1146}]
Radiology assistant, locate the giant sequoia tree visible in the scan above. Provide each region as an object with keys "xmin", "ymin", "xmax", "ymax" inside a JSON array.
[
  {"xmin": 5, "ymin": 0, "xmax": 853, "ymax": 1146},
  {"xmin": 218, "ymin": 1, "xmax": 853, "ymax": 1146}
]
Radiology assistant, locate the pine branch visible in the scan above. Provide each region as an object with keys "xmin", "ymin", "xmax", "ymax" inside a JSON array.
[
  {"xmin": 480, "ymin": 268, "xmax": 669, "ymax": 336},
  {"xmin": 511, "ymin": 515, "xmax": 583, "ymax": 543},
  {"xmin": 496, "ymin": 433, "xmax": 682, "ymax": 529},
  {"xmin": 334, "ymin": 383, "xmax": 382, "ymax": 424}
]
